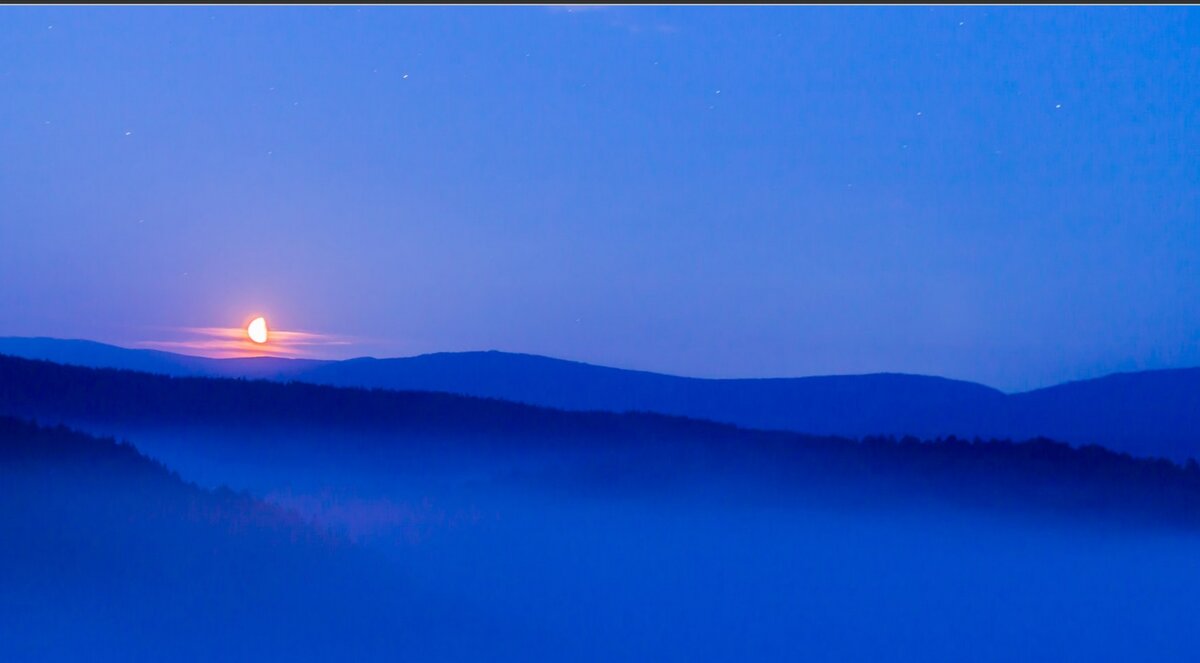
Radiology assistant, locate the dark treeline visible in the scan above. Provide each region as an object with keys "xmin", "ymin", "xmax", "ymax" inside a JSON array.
[
  {"xmin": 3, "ymin": 354, "xmax": 1200, "ymax": 530},
  {"xmin": 0, "ymin": 352, "xmax": 718, "ymax": 442}
]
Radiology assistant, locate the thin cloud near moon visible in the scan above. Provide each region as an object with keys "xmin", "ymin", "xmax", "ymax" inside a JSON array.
[{"xmin": 138, "ymin": 325, "xmax": 352, "ymax": 358}]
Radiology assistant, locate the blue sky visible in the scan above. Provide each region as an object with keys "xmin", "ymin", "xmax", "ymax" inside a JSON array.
[{"xmin": 1, "ymin": 6, "xmax": 1197, "ymax": 390}]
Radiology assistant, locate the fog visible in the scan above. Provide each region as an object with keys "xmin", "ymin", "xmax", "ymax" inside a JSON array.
[{"xmin": 26, "ymin": 422, "xmax": 1197, "ymax": 662}]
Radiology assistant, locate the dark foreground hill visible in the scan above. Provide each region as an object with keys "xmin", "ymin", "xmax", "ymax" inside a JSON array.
[
  {"xmin": 0, "ymin": 416, "xmax": 530, "ymax": 662},
  {"xmin": 2, "ymin": 353, "xmax": 1200, "ymax": 530},
  {"xmin": 0, "ymin": 417, "xmax": 392, "ymax": 661},
  {"xmin": 3, "ymin": 337, "xmax": 1199, "ymax": 460}
]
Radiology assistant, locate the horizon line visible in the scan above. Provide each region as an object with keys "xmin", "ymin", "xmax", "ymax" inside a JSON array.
[{"xmin": 1, "ymin": 334, "xmax": 1198, "ymax": 396}]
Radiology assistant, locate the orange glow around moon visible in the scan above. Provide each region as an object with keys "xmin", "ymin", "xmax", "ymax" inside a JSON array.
[{"xmin": 247, "ymin": 317, "xmax": 269, "ymax": 344}]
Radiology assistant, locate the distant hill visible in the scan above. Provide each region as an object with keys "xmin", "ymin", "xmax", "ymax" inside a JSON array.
[
  {"xmin": 293, "ymin": 352, "xmax": 1007, "ymax": 440},
  {"xmin": 2, "ymin": 337, "xmax": 1199, "ymax": 459}
]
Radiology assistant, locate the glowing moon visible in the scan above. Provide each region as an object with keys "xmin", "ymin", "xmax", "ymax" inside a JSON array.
[{"xmin": 247, "ymin": 317, "xmax": 269, "ymax": 344}]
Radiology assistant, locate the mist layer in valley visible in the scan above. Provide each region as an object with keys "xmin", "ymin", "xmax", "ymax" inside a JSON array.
[{"xmin": 4, "ymin": 356, "xmax": 1200, "ymax": 661}]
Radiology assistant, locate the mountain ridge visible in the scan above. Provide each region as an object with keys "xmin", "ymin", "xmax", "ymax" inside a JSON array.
[
  {"xmin": 0, "ymin": 336, "xmax": 1001, "ymax": 386},
  {"xmin": 2, "ymin": 336, "xmax": 1199, "ymax": 459}
]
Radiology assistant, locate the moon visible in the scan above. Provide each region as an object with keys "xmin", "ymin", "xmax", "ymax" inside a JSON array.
[{"xmin": 247, "ymin": 317, "xmax": 269, "ymax": 344}]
